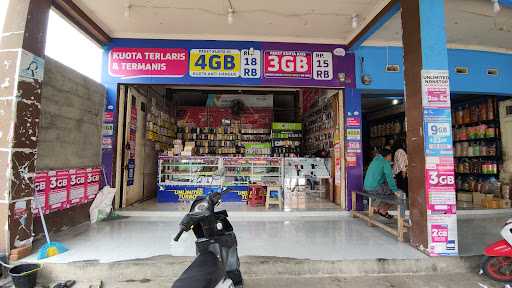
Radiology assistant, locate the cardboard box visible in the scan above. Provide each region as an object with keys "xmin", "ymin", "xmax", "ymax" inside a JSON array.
[
  {"xmin": 497, "ymin": 199, "xmax": 511, "ymax": 209},
  {"xmin": 457, "ymin": 192, "xmax": 473, "ymax": 202},
  {"xmin": 472, "ymin": 192, "xmax": 482, "ymax": 207},
  {"xmin": 481, "ymin": 198, "xmax": 492, "ymax": 208},
  {"xmin": 457, "ymin": 200, "xmax": 473, "ymax": 208}
]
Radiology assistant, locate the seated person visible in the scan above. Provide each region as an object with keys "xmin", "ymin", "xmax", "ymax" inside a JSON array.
[{"xmin": 363, "ymin": 148, "xmax": 400, "ymax": 219}]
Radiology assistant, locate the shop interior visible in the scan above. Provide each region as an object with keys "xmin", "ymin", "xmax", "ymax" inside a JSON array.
[
  {"xmin": 115, "ymin": 85, "xmax": 344, "ymax": 212},
  {"xmin": 361, "ymin": 94, "xmax": 512, "ymax": 211}
]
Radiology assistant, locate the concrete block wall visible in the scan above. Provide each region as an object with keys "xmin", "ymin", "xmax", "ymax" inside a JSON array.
[
  {"xmin": 37, "ymin": 57, "xmax": 105, "ymax": 170},
  {"xmin": 34, "ymin": 57, "xmax": 105, "ymax": 234}
]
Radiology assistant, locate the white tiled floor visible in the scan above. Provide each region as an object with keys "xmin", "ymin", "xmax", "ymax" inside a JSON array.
[{"xmin": 24, "ymin": 213, "xmax": 425, "ymax": 264}]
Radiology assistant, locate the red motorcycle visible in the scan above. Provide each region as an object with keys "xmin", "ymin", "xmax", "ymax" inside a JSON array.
[{"xmin": 482, "ymin": 218, "xmax": 512, "ymax": 282}]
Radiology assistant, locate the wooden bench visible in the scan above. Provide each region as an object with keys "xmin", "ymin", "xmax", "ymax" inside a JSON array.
[{"xmin": 351, "ymin": 190, "xmax": 409, "ymax": 241}]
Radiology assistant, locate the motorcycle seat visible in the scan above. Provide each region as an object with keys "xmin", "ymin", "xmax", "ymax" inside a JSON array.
[{"xmin": 172, "ymin": 252, "xmax": 224, "ymax": 288}]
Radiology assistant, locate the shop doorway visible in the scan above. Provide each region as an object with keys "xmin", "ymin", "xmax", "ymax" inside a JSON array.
[
  {"xmin": 114, "ymin": 85, "xmax": 345, "ymax": 212},
  {"xmin": 360, "ymin": 94, "xmax": 512, "ymax": 212}
]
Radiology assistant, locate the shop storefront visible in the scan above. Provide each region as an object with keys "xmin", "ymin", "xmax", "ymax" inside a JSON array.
[
  {"xmin": 362, "ymin": 95, "xmax": 512, "ymax": 211},
  {"xmin": 357, "ymin": 47, "xmax": 512, "ymax": 215},
  {"xmin": 101, "ymin": 39, "xmax": 358, "ymax": 211}
]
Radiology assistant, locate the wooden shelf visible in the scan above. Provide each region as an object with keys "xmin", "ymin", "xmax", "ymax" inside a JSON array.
[
  {"xmin": 453, "ymin": 119, "xmax": 498, "ymax": 127},
  {"xmin": 454, "ymin": 155, "xmax": 498, "ymax": 158},
  {"xmin": 453, "ymin": 137, "xmax": 499, "ymax": 143}
]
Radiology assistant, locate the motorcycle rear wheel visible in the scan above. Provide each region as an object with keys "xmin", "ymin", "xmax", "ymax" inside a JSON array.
[{"xmin": 482, "ymin": 256, "xmax": 512, "ymax": 283}]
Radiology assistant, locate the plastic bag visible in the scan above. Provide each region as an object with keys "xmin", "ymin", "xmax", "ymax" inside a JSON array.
[{"xmin": 89, "ymin": 185, "xmax": 116, "ymax": 223}]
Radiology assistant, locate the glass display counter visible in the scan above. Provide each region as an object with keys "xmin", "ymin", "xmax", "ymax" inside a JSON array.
[{"xmin": 157, "ymin": 156, "xmax": 283, "ymax": 202}]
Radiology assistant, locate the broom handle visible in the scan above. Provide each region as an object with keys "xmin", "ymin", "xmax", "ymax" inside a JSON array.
[{"xmin": 39, "ymin": 208, "xmax": 51, "ymax": 244}]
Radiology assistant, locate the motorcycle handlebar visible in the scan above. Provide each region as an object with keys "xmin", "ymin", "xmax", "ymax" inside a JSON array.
[{"xmin": 173, "ymin": 227, "xmax": 185, "ymax": 242}]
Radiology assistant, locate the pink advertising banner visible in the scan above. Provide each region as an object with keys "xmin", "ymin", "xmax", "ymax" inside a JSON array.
[
  {"xmin": 34, "ymin": 171, "xmax": 49, "ymax": 215},
  {"xmin": 33, "ymin": 167, "xmax": 101, "ymax": 215},
  {"xmin": 48, "ymin": 170, "xmax": 70, "ymax": 212},
  {"xmin": 69, "ymin": 168, "xmax": 87, "ymax": 205},
  {"xmin": 108, "ymin": 47, "xmax": 188, "ymax": 78},
  {"xmin": 425, "ymin": 156, "xmax": 456, "ymax": 214},
  {"xmin": 86, "ymin": 168, "xmax": 101, "ymax": 200}
]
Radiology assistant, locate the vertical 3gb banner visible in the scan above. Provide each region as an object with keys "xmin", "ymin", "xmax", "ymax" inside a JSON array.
[{"xmin": 422, "ymin": 70, "xmax": 458, "ymax": 256}]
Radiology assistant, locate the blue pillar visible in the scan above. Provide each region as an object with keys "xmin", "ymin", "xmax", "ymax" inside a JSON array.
[
  {"xmin": 401, "ymin": 0, "xmax": 458, "ymax": 256},
  {"xmin": 344, "ymin": 88, "xmax": 363, "ymax": 211}
]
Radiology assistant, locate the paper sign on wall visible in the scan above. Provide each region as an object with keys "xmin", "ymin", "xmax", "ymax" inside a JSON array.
[
  {"xmin": 422, "ymin": 70, "xmax": 450, "ymax": 108},
  {"xmin": 48, "ymin": 170, "xmax": 69, "ymax": 212},
  {"xmin": 86, "ymin": 168, "xmax": 101, "ymax": 200},
  {"xmin": 69, "ymin": 169, "xmax": 87, "ymax": 205},
  {"xmin": 428, "ymin": 214, "xmax": 458, "ymax": 256},
  {"xmin": 33, "ymin": 167, "xmax": 102, "ymax": 215},
  {"xmin": 34, "ymin": 172, "xmax": 49, "ymax": 215}
]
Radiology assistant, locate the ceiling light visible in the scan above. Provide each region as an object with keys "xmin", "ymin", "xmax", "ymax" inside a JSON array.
[
  {"xmin": 227, "ymin": 8, "xmax": 234, "ymax": 24},
  {"xmin": 392, "ymin": 99, "xmax": 399, "ymax": 105},
  {"xmin": 492, "ymin": 0, "xmax": 501, "ymax": 14},
  {"xmin": 352, "ymin": 14, "xmax": 360, "ymax": 29}
]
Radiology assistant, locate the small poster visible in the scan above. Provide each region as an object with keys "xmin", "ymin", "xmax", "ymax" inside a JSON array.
[
  {"xmin": 104, "ymin": 111, "xmax": 114, "ymax": 122},
  {"xmin": 86, "ymin": 168, "xmax": 101, "ymax": 200},
  {"xmin": 334, "ymin": 144, "xmax": 342, "ymax": 185},
  {"xmin": 421, "ymin": 70, "xmax": 450, "ymax": 108},
  {"xmin": 346, "ymin": 152, "xmax": 357, "ymax": 167},
  {"xmin": 102, "ymin": 137, "xmax": 113, "ymax": 149},
  {"xmin": 103, "ymin": 123, "xmax": 114, "ymax": 136},
  {"xmin": 127, "ymin": 159, "xmax": 135, "ymax": 186},
  {"xmin": 423, "ymin": 108, "xmax": 453, "ymax": 156},
  {"xmin": 33, "ymin": 172, "xmax": 49, "ymax": 215},
  {"xmin": 428, "ymin": 214, "xmax": 458, "ymax": 256},
  {"xmin": 19, "ymin": 50, "xmax": 45, "ymax": 81},
  {"xmin": 346, "ymin": 141, "xmax": 361, "ymax": 153},
  {"xmin": 346, "ymin": 116, "xmax": 360, "ymax": 127},
  {"xmin": 346, "ymin": 129, "xmax": 361, "ymax": 140},
  {"xmin": 69, "ymin": 169, "xmax": 87, "ymax": 205},
  {"xmin": 48, "ymin": 170, "xmax": 69, "ymax": 212}
]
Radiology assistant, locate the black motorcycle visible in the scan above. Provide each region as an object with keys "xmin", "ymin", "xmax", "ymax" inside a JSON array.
[{"xmin": 172, "ymin": 188, "xmax": 243, "ymax": 288}]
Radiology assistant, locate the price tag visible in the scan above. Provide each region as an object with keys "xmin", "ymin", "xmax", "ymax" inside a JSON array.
[
  {"xmin": 189, "ymin": 49, "xmax": 240, "ymax": 77},
  {"xmin": 313, "ymin": 52, "xmax": 333, "ymax": 80},
  {"xmin": 241, "ymin": 49, "xmax": 261, "ymax": 79}
]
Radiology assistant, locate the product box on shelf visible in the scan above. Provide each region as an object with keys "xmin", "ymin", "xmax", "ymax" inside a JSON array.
[
  {"xmin": 472, "ymin": 192, "xmax": 482, "ymax": 207},
  {"xmin": 456, "ymin": 192, "xmax": 473, "ymax": 203}
]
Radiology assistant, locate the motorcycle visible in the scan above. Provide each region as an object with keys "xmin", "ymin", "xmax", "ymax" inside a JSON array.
[
  {"xmin": 481, "ymin": 218, "xmax": 512, "ymax": 282},
  {"xmin": 172, "ymin": 188, "xmax": 243, "ymax": 288}
]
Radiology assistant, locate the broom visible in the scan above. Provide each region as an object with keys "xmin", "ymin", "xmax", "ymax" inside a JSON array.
[{"xmin": 37, "ymin": 208, "xmax": 68, "ymax": 259}]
